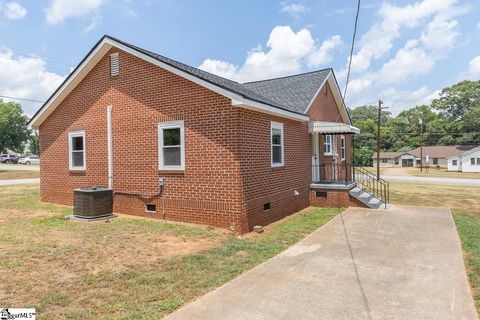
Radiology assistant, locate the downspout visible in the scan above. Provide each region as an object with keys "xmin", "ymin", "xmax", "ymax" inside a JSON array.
[{"xmin": 107, "ymin": 105, "xmax": 113, "ymax": 189}]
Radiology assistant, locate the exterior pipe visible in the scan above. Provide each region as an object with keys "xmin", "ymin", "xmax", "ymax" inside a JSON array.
[{"xmin": 107, "ymin": 105, "xmax": 113, "ymax": 189}]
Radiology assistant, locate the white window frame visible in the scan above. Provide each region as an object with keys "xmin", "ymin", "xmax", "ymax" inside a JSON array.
[
  {"xmin": 340, "ymin": 135, "xmax": 346, "ymax": 161},
  {"xmin": 158, "ymin": 120, "xmax": 185, "ymax": 171},
  {"xmin": 68, "ymin": 130, "xmax": 86, "ymax": 170},
  {"xmin": 271, "ymin": 121, "xmax": 284, "ymax": 167},
  {"xmin": 323, "ymin": 134, "xmax": 332, "ymax": 155}
]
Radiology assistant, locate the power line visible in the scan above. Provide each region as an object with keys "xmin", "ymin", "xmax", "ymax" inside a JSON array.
[
  {"xmin": 343, "ymin": 0, "xmax": 361, "ymax": 101},
  {"xmin": 0, "ymin": 95, "xmax": 45, "ymax": 103}
]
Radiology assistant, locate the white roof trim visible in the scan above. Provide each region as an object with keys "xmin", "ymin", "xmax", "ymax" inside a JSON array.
[
  {"xmin": 447, "ymin": 146, "xmax": 480, "ymax": 159},
  {"xmin": 308, "ymin": 121, "xmax": 360, "ymax": 134},
  {"xmin": 29, "ymin": 37, "xmax": 308, "ymax": 129},
  {"xmin": 304, "ymin": 71, "xmax": 352, "ymax": 125},
  {"xmin": 232, "ymin": 98, "xmax": 309, "ymax": 121}
]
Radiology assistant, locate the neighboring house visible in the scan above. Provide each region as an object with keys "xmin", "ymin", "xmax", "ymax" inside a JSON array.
[
  {"xmin": 373, "ymin": 145, "xmax": 477, "ymax": 169},
  {"xmin": 28, "ymin": 35, "xmax": 380, "ymax": 234},
  {"xmin": 447, "ymin": 146, "xmax": 480, "ymax": 172},
  {"xmin": 372, "ymin": 152, "xmax": 417, "ymax": 167}
]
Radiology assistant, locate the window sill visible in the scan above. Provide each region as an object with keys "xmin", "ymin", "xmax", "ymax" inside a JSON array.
[{"xmin": 158, "ymin": 169, "xmax": 185, "ymax": 174}]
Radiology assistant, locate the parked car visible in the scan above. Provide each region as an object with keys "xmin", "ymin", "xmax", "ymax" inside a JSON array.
[
  {"xmin": 18, "ymin": 156, "xmax": 40, "ymax": 165},
  {"xmin": 9, "ymin": 154, "xmax": 23, "ymax": 164},
  {"xmin": 0, "ymin": 154, "xmax": 20, "ymax": 163}
]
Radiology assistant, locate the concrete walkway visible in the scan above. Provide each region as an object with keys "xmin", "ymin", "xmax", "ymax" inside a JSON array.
[
  {"xmin": 166, "ymin": 205, "xmax": 478, "ymax": 320},
  {"xmin": 0, "ymin": 163, "xmax": 39, "ymax": 171},
  {"xmin": 0, "ymin": 178, "xmax": 40, "ymax": 186},
  {"xmin": 382, "ymin": 175, "xmax": 480, "ymax": 186}
]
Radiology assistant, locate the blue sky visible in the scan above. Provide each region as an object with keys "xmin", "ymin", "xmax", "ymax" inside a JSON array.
[{"xmin": 0, "ymin": 0, "xmax": 479, "ymax": 116}]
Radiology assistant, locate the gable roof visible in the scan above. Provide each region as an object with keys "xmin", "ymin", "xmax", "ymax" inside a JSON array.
[
  {"xmin": 29, "ymin": 35, "xmax": 350, "ymax": 129},
  {"xmin": 243, "ymin": 69, "xmax": 331, "ymax": 114},
  {"xmin": 372, "ymin": 152, "xmax": 412, "ymax": 159},
  {"xmin": 448, "ymin": 145, "xmax": 480, "ymax": 158},
  {"xmin": 409, "ymin": 145, "xmax": 477, "ymax": 158}
]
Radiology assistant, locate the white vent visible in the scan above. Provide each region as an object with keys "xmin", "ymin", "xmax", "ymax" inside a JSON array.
[{"xmin": 110, "ymin": 53, "xmax": 119, "ymax": 76}]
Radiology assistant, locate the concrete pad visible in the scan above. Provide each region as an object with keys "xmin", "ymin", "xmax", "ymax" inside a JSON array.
[{"xmin": 166, "ymin": 205, "xmax": 478, "ymax": 320}]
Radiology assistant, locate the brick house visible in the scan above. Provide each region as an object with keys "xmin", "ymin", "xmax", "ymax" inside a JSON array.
[{"xmin": 29, "ymin": 35, "xmax": 383, "ymax": 234}]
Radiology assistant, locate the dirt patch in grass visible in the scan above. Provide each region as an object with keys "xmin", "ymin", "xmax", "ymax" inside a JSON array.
[
  {"xmin": 0, "ymin": 170, "xmax": 40, "ymax": 180},
  {"xmin": 0, "ymin": 185, "xmax": 340, "ymax": 319}
]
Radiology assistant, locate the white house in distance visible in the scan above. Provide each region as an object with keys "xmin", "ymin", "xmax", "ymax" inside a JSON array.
[
  {"xmin": 373, "ymin": 145, "xmax": 478, "ymax": 168},
  {"xmin": 448, "ymin": 146, "xmax": 480, "ymax": 172}
]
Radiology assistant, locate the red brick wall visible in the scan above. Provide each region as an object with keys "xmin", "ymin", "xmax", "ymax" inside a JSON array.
[
  {"xmin": 237, "ymin": 109, "xmax": 311, "ymax": 231},
  {"xmin": 40, "ymin": 48, "xmax": 245, "ymax": 231},
  {"xmin": 307, "ymin": 82, "xmax": 346, "ymax": 122},
  {"xmin": 309, "ymin": 188, "xmax": 365, "ymax": 208},
  {"xmin": 39, "ymin": 47, "xmax": 352, "ymax": 234}
]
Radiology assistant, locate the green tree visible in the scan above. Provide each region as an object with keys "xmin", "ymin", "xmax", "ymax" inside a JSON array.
[
  {"xmin": 0, "ymin": 100, "xmax": 30, "ymax": 153},
  {"xmin": 432, "ymin": 80, "xmax": 480, "ymax": 145}
]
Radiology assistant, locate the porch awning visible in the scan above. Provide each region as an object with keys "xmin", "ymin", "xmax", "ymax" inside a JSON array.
[{"xmin": 309, "ymin": 121, "xmax": 360, "ymax": 134}]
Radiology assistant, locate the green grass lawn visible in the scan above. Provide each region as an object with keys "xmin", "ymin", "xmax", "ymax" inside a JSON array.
[
  {"xmin": 0, "ymin": 185, "xmax": 340, "ymax": 319},
  {"xmin": 389, "ymin": 182, "xmax": 480, "ymax": 312}
]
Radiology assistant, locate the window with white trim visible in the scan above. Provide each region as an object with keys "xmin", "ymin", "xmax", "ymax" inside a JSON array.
[
  {"xmin": 271, "ymin": 121, "xmax": 284, "ymax": 167},
  {"xmin": 68, "ymin": 131, "xmax": 86, "ymax": 170},
  {"xmin": 452, "ymin": 160, "xmax": 457, "ymax": 166},
  {"xmin": 340, "ymin": 135, "xmax": 346, "ymax": 160},
  {"xmin": 158, "ymin": 121, "xmax": 185, "ymax": 170},
  {"xmin": 323, "ymin": 134, "xmax": 332, "ymax": 155}
]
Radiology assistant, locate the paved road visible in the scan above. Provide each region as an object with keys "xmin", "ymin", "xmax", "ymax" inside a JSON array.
[
  {"xmin": 0, "ymin": 178, "xmax": 40, "ymax": 186},
  {"xmin": 166, "ymin": 205, "xmax": 478, "ymax": 320},
  {"xmin": 382, "ymin": 175, "xmax": 480, "ymax": 186},
  {"xmin": 0, "ymin": 163, "xmax": 39, "ymax": 171}
]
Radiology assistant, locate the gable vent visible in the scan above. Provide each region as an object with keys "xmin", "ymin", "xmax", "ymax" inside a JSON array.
[{"xmin": 110, "ymin": 53, "xmax": 119, "ymax": 76}]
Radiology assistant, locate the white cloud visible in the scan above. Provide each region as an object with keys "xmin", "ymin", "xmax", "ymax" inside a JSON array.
[
  {"xmin": 344, "ymin": 0, "xmax": 468, "ymax": 109},
  {"xmin": 380, "ymin": 86, "xmax": 440, "ymax": 114},
  {"xmin": 0, "ymin": 48, "xmax": 65, "ymax": 116},
  {"xmin": 45, "ymin": 0, "xmax": 103, "ymax": 25},
  {"xmin": 2, "ymin": 1, "xmax": 27, "ymax": 19},
  {"xmin": 307, "ymin": 35, "xmax": 343, "ymax": 67},
  {"xmin": 280, "ymin": 3, "xmax": 308, "ymax": 18},
  {"xmin": 199, "ymin": 26, "xmax": 342, "ymax": 82},
  {"xmin": 348, "ymin": 0, "xmax": 462, "ymax": 73},
  {"xmin": 461, "ymin": 56, "xmax": 480, "ymax": 80}
]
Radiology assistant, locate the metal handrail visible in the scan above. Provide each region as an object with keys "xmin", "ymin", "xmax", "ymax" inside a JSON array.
[
  {"xmin": 354, "ymin": 167, "xmax": 389, "ymax": 209},
  {"xmin": 312, "ymin": 163, "xmax": 354, "ymax": 186}
]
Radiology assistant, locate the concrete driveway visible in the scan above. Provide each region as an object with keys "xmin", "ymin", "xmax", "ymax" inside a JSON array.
[{"xmin": 166, "ymin": 205, "xmax": 478, "ymax": 320}]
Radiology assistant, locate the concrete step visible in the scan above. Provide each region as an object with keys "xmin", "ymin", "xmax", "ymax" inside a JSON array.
[{"xmin": 349, "ymin": 187, "xmax": 386, "ymax": 210}]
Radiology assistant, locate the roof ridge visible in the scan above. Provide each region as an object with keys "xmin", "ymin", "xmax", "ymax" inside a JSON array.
[
  {"xmin": 242, "ymin": 68, "xmax": 332, "ymax": 84},
  {"xmin": 104, "ymin": 35, "xmax": 243, "ymax": 85}
]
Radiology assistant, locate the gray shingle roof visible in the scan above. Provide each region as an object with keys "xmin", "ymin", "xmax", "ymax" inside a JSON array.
[
  {"xmin": 111, "ymin": 36, "xmax": 331, "ymax": 115},
  {"xmin": 30, "ymin": 35, "xmax": 335, "ymax": 126},
  {"xmin": 243, "ymin": 69, "xmax": 331, "ymax": 114}
]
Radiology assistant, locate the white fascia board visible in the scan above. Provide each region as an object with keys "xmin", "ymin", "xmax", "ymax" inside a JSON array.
[
  {"xmin": 111, "ymin": 39, "xmax": 309, "ymax": 122},
  {"xmin": 304, "ymin": 71, "xmax": 352, "ymax": 125},
  {"xmin": 304, "ymin": 70, "xmax": 331, "ymax": 115},
  {"xmin": 231, "ymin": 98, "xmax": 309, "ymax": 122},
  {"xmin": 30, "ymin": 37, "xmax": 308, "ymax": 128},
  {"xmin": 29, "ymin": 39, "xmax": 113, "ymax": 130}
]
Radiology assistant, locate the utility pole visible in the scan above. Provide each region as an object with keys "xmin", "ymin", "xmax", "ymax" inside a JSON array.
[
  {"xmin": 376, "ymin": 100, "xmax": 388, "ymax": 180},
  {"xmin": 419, "ymin": 118, "xmax": 423, "ymax": 172}
]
